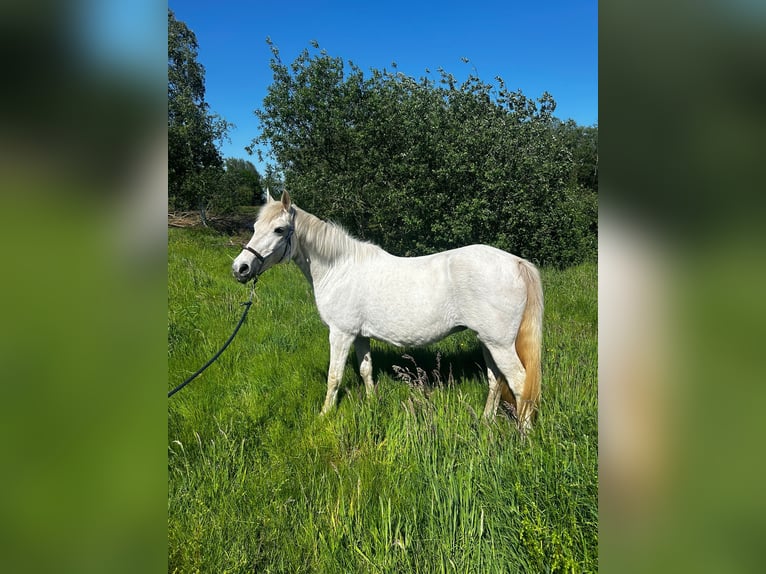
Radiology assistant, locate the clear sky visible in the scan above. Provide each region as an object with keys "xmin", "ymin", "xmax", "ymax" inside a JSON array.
[{"xmin": 169, "ymin": 0, "xmax": 597, "ymax": 172}]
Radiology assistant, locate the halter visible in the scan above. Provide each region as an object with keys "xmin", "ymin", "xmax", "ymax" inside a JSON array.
[
  {"xmin": 242, "ymin": 245, "xmax": 265, "ymax": 264},
  {"xmin": 241, "ymin": 213, "xmax": 295, "ymax": 276}
]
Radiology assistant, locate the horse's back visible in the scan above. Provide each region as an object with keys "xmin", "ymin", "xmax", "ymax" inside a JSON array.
[
  {"xmin": 371, "ymin": 244, "xmax": 527, "ymax": 308},
  {"xmin": 438, "ymin": 244, "xmax": 526, "ymax": 292}
]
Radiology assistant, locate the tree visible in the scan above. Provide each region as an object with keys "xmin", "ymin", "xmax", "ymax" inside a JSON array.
[
  {"xmin": 168, "ymin": 9, "xmax": 230, "ymax": 215},
  {"xmin": 260, "ymin": 164, "xmax": 284, "ymax": 199},
  {"xmin": 553, "ymin": 119, "xmax": 598, "ymax": 193},
  {"xmin": 216, "ymin": 158, "xmax": 262, "ymax": 212},
  {"xmin": 253, "ymin": 41, "xmax": 597, "ymax": 267}
]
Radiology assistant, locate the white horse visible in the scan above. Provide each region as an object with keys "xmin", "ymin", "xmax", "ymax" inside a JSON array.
[{"xmin": 232, "ymin": 191, "xmax": 544, "ymax": 429}]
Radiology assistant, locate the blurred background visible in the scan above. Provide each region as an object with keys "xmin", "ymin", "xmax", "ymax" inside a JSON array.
[
  {"xmin": 1, "ymin": 0, "xmax": 765, "ymax": 571},
  {"xmin": 0, "ymin": 0, "xmax": 166, "ymax": 572},
  {"xmin": 600, "ymin": 0, "xmax": 766, "ymax": 572}
]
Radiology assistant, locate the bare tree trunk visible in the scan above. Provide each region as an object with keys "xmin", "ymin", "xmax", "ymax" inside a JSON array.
[{"xmin": 198, "ymin": 180, "xmax": 208, "ymax": 226}]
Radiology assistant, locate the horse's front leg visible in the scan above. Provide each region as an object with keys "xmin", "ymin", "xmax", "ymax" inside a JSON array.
[
  {"xmin": 320, "ymin": 329, "xmax": 354, "ymax": 415},
  {"xmin": 355, "ymin": 336, "xmax": 375, "ymax": 397}
]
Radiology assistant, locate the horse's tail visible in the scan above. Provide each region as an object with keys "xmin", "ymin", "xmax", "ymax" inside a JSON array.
[{"xmin": 515, "ymin": 259, "xmax": 544, "ymax": 428}]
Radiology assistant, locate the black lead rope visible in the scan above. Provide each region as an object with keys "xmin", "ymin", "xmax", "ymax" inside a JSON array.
[{"xmin": 168, "ymin": 280, "xmax": 257, "ymax": 398}]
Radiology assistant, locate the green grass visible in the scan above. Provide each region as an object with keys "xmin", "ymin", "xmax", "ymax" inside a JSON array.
[{"xmin": 168, "ymin": 228, "xmax": 597, "ymax": 573}]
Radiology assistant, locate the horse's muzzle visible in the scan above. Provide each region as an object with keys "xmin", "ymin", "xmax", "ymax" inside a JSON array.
[
  {"xmin": 232, "ymin": 269, "xmax": 250, "ymax": 283},
  {"xmin": 232, "ymin": 258, "xmax": 259, "ymax": 283},
  {"xmin": 233, "ymin": 245, "xmax": 266, "ymax": 283}
]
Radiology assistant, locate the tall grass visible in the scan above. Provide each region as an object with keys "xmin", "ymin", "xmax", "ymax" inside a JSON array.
[{"xmin": 168, "ymin": 228, "xmax": 597, "ymax": 573}]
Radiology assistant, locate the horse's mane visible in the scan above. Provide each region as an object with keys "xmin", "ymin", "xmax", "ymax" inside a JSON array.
[
  {"xmin": 293, "ymin": 207, "xmax": 382, "ymax": 264},
  {"xmin": 258, "ymin": 201, "xmax": 382, "ymax": 264}
]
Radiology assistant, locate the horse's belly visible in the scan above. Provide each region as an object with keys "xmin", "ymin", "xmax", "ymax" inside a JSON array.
[
  {"xmin": 363, "ymin": 326, "xmax": 457, "ymax": 348},
  {"xmin": 355, "ymin": 262, "xmax": 462, "ymax": 346},
  {"xmin": 360, "ymin": 308, "xmax": 461, "ymax": 347}
]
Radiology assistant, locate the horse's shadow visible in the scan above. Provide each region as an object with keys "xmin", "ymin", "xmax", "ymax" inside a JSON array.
[{"xmin": 335, "ymin": 340, "xmax": 487, "ymax": 404}]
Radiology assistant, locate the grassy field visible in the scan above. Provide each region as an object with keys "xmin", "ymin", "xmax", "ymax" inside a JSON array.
[{"xmin": 168, "ymin": 227, "xmax": 597, "ymax": 573}]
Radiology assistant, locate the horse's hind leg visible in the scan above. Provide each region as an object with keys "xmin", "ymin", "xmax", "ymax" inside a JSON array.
[
  {"xmin": 354, "ymin": 336, "xmax": 375, "ymax": 397},
  {"xmin": 481, "ymin": 345, "xmax": 504, "ymax": 418},
  {"xmin": 481, "ymin": 345, "xmax": 517, "ymax": 418},
  {"xmin": 321, "ymin": 329, "xmax": 354, "ymax": 415},
  {"xmin": 481, "ymin": 343, "xmax": 525, "ymax": 422}
]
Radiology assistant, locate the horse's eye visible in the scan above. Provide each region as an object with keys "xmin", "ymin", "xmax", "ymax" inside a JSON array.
[{"xmin": 274, "ymin": 227, "xmax": 285, "ymax": 235}]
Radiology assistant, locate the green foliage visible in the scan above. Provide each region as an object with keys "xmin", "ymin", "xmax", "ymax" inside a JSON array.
[
  {"xmin": 259, "ymin": 164, "xmax": 285, "ymax": 197},
  {"xmin": 168, "ymin": 10, "xmax": 230, "ymax": 212},
  {"xmin": 168, "ymin": 229, "xmax": 597, "ymax": 572},
  {"xmin": 209, "ymin": 158, "xmax": 263, "ymax": 214},
  {"xmin": 554, "ymin": 119, "xmax": 598, "ymax": 193},
  {"xmin": 253, "ymin": 41, "xmax": 597, "ymax": 267}
]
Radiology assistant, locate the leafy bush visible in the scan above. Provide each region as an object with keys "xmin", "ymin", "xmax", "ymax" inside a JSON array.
[{"xmin": 253, "ymin": 41, "xmax": 597, "ymax": 267}]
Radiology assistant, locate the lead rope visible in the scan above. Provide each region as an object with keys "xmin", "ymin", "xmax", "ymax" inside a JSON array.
[{"xmin": 168, "ymin": 279, "xmax": 257, "ymax": 398}]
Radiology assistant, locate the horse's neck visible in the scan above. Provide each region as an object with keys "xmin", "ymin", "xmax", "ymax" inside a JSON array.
[
  {"xmin": 291, "ymin": 242, "xmax": 317, "ymax": 289},
  {"xmin": 290, "ymin": 207, "xmax": 378, "ymax": 288},
  {"xmin": 291, "ymin": 208, "xmax": 347, "ymax": 287}
]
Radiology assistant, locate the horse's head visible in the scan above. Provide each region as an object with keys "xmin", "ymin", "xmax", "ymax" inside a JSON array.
[{"xmin": 232, "ymin": 190, "xmax": 296, "ymax": 283}]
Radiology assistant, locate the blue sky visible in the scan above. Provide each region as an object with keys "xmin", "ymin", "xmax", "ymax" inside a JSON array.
[{"xmin": 169, "ymin": 0, "xmax": 597, "ymax": 172}]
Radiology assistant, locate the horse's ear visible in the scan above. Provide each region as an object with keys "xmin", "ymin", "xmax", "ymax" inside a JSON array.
[
  {"xmin": 280, "ymin": 190, "xmax": 291, "ymax": 211},
  {"xmin": 264, "ymin": 188, "xmax": 276, "ymax": 204}
]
